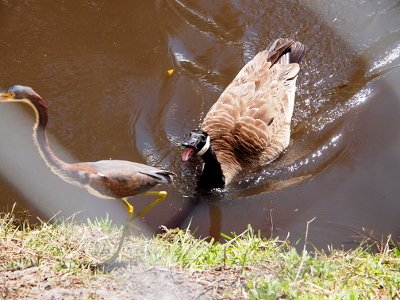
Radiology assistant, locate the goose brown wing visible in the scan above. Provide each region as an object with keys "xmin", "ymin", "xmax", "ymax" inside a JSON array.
[
  {"xmin": 201, "ymin": 42, "xmax": 301, "ymax": 164},
  {"xmin": 231, "ymin": 89, "xmax": 293, "ymax": 163},
  {"xmin": 227, "ymin": 82, "xmax": 293, "ymax": 160}
]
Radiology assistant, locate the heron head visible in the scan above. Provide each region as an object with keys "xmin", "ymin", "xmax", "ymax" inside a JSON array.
[{"xmin": 0, "ymin": 85, "xmax": 39, "ymax": 102}]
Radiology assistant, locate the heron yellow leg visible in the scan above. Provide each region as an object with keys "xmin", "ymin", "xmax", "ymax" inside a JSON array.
[
  {"xmin": 127, "ymin": 191, "xmax": 168, "ymax": 224},
  {"xmin": 108, "ymin": 191, "xmax": 168, "ymax": 262},
  {"xmin": 108, "ymin": 198, "xmax": 136, "ymax": 261}
]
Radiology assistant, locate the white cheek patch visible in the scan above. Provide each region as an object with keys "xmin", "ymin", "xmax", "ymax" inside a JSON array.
[{"xmin": 197, "ymin": 135, "xmax": 210, "ymax": 156}]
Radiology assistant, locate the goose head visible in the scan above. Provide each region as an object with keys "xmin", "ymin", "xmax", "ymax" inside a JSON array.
[{"xmin": 181, "ymin": 130, "xmax": 211, "ymax": 161}]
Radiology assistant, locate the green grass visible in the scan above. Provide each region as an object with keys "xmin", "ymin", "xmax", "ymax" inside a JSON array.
[{"xmin": 0, "ymin": 208, "xmax": 399, "ymax": 299}]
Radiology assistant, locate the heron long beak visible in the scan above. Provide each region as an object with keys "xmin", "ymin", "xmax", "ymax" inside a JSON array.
[{"xmin": 0, "ymin": 92, "xmax": 12, "ymax": 101}]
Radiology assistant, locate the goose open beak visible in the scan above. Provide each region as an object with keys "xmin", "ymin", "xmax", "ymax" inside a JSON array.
[{"xmin": 181, "ymin": 146, "xmax": 195, "ymax": 161}]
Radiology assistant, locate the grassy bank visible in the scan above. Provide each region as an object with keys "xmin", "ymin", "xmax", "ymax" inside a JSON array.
[{"xmin": 0, "ymin": 210, "xmax": 399, "ymax": 299}]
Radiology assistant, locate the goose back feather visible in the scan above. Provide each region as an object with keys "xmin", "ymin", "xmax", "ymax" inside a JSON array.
[{"xmin": 182, "ymin": 38, "xmax": 306, "ymax": 189}]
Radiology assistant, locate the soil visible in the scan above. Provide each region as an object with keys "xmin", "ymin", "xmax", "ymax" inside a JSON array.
[
  {"xmin": 0, "ymin": 262, "xmax": 248, "ymax": 299},
  {"xmin": 0, "ymin": 218, "xmax": 249, "ymax": 299}
]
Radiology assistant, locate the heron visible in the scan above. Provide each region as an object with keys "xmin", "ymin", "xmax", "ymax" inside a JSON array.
[{"xmin": 0, "ymin": 85, "xmax": 175, "ymax": 261}]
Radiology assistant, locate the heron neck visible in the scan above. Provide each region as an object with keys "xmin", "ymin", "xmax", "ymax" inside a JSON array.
[
  {"xmin": 198, "ymin": 146, "xmax": 225, "ymax": 189},
  {"xmin": 30, "ymin": 99, "xmax": 72, "ymax": 182}
]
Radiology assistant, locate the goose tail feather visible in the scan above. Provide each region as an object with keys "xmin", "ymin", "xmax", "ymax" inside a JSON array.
[{"xmin": 267, "ymin": 38, "xmax": 306, "ymax": 66}]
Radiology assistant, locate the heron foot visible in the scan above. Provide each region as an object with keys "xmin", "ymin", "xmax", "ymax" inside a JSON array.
[{"xmin": 106, "ymin": 192, "xmax": 168, "ymax": 262}]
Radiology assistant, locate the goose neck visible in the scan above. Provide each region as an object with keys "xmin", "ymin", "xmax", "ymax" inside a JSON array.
[{"xmin": 198, "ymin": 146, "xmax": 225, "ymax": 189}]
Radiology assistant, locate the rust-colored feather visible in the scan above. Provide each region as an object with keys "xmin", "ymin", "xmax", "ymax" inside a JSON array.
[{"xmin": 69, "ymin": 160, "xmax": 174, "ymax": 199}]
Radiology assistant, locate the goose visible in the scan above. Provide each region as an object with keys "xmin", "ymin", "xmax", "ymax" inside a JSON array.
[{"xmin": 181, "ymin": 38, "xmax": 305, "ymax": 190}]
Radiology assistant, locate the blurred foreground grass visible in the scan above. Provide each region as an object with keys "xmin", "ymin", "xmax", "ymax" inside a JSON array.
[{"xmin": 0, "ymin": 208, "xmax": 399, "ymax": 299}]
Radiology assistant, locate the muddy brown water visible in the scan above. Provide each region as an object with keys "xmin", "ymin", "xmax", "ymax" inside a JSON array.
[{"xmin": 0, "ymin": 0, "xmax": 399, "ymax": 250}]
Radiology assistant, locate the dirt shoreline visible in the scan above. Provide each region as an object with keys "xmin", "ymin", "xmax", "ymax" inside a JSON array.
[{"xmin": 1, "ymin": 263, "xmax": 248, "ymax": 299}]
